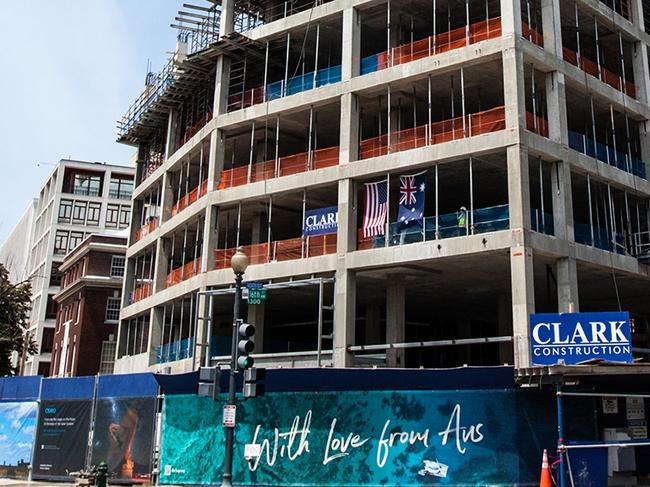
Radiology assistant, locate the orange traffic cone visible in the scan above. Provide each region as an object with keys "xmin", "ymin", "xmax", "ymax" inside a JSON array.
[{"xmin": 539, "ymin": 449, "xmax": 552, "ymax": 487}]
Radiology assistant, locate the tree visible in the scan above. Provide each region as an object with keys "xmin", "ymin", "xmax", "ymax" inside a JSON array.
[{"xmin": 0, "ymin": 263, "xmax": 38, "ymax": 376}]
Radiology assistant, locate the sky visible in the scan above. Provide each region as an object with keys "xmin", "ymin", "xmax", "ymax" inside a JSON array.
[{"xmin": 0, "ymin": 1, "xmax": 184, "ymax": 243}]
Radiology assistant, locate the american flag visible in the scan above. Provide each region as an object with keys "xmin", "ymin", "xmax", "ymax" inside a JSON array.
[{"xmin": 362, "ymin": 180, "xmax": 388, "ymax": 238}]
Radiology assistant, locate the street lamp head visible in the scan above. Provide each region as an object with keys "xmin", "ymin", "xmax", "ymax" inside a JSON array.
[{"xmin": 230, "ymin": 246, "xmax": 249, "ymax": 275}]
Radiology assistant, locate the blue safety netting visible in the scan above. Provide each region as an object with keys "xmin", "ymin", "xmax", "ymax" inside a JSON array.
[
  {"xmin": 575, "ymin": 222, "xmax": 626, "ymax": 254},
  {"xmin": 265, "ymin": 64, "xmax": 342, "ymax": 101},
  {"xmin": 531, "ymin": 209, "xmax": 554, "ymax": 235},
  {"xmin": 0, "ymin": 376, "xmax": 41, "ymax": 401},
  {"xmin": 568, "ymin": 130, "xmax": 647, "ymax": 179},
  {"xmin": 156, "ymin": 337, "xmax": 195, "ymax": 364}
]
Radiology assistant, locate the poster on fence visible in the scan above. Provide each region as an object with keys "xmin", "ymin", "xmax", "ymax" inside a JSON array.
[
  {"xmin": 91, "ymin": 397, "xmax": 157, "ymax": 483},
  {"xmin": 0, "ymin": 402, "xmax": 37, "ymax": 480},
  {"xmin": 32, "ymin": 400, "xmax": 92, "ymax": 480},
  {"xmin": 159, "ymin": 390, "xmax": 556, "ymax": 486}
]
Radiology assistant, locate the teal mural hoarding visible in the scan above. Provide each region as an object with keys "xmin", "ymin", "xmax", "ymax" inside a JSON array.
[{"xmin": 160, "ymin": 389, "xmax": 556, "ymax": 486}]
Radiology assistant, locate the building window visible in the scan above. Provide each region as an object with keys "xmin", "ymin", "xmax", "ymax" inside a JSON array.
[
  {"xmin": 54, "ymin": 230, "xmax": 69, "ymax": 255},
  {"xmin": 99, "ymin": 340, "xmax": 116, "ymax": 375},
  {"xmin": 50, "ymin": 263, "xmax": 62, "ymax": 287},
  {"xmin": 45, "ymin": 295, "xmax": 58, "ymax": 320},
  {"xmin": 87, "ymin": 202, "xmax": 101, "ymax": 225},
  {"xmin": 119, "ymin": 206, "xmax": 131, "ymax": 228},
  {"xmin": 58, "ymin": 199, "xmax": 72, "ymax": 223},
  {"xmin": 41, "ymin": 328, "xmax": 55, "ymax": 353},
  {"xmin": 68, "ymin": 231, "xmax": 84, "ymax": 252},
  {"xmin": 72, "ymin": 201, "xmax": 87, "ymax": 224},
  {"xmin": 37, "ymin": 362, "xmax": 51, "ymax": 376},
  {"xmin": 109, "ymin": 177, "xmax": 133, "ymax": 200},
  {"xmin": 105, "ymin": 297, "xmax": 121, "ymax": 323},
  {"xmin": 110, "ymin": 256, "xmax": 126, "ymax": 277},
  {"xmin": 73, "ymin": 174, "xmax": 102, "ymax": 197},
  {"xmin": 106, "ymin": 204, "xmax": 119, "ymax": 228}
]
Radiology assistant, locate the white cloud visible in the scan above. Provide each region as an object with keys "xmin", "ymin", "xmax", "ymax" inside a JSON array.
[
  {"xmin": 0, "ymin": 435, "xmax": 7, "ymax": 442},
  {"xmin": 16, "ymin": 442, "xmax": 32, "ymax": 449}
]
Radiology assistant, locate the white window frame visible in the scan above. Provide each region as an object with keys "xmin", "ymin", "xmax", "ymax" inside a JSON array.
[
  {"xmin": 110, "ymin": 255, "xmax": 126, "ymax": 278},
  {"xmin": 105, "ymin": 296, "xmax": 121, "ymax": 323}
]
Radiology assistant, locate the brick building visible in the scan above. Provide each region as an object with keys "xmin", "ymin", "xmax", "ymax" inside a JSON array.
[{"xmin": 51, "ymin": 233, "xmax": 127, "ymax": 377}]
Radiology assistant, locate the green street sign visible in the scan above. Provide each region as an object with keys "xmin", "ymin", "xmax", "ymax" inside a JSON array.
[{"xmin": 248, "ymin": 289, "xmax": 267, "ymax": 301}]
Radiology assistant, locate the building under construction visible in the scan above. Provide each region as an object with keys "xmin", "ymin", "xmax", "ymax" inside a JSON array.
[{"xmin": 115, "ymin": 0, "xmax": 650, "ymax": 377}]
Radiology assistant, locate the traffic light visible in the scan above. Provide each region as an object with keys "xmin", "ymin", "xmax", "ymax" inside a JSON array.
[
  {"xmin": 197, "ymin": 366, "xmax": 221, "ymax": 400},
  {"xmin": 237, "ymin": 322, "xmax": 255, "ymax": 369},
  {"xmin": 243, "ymin": 367, "xmax": 266, "ymax": 399}
]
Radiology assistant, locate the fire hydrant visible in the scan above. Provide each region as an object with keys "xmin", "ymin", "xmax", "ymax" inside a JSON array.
[{"xmin": 95, "ymin": 462, "xmax": 108, "ymax": 487}]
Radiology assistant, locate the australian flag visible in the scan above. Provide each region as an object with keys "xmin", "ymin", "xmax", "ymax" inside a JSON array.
[{"xmin": 398, "ymin": 171, "xmax": 426, "ymax": 231}]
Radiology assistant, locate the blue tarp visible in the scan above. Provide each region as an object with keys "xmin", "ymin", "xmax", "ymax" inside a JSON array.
[
  {"xmin": 155, "ymin": 371, "xmax": 199, "ymax": 395},
  {"xmin": 97, "ymin": 373, "xmax": 158, "ymax": 398},
  {"xmin": 0, "ymin": 376, "xmax": 41, "ymax": 401},
  {"xmin": 40, "ymin": 376, "xmax": 95, "ymax": 400}
]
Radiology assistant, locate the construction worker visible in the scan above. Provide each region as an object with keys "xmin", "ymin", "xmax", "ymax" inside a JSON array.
[{"xmin": 457, "ymin": 206, "xmax": 468, "ymax": 235}]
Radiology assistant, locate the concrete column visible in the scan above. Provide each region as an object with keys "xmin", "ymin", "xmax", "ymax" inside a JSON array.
[
  {"xmin": 629, "ymin": 0, "xmax": 646, "ymax": 31},
  {"xmin": 153, "ymin": 238, "xmax": 170, "ymax": 293},
  {"xmin": 639, "ymin": 121, "xmax": 650, "ymax": 165},
  {"xmin": 502, "ymin": 48, "xmax": 527, "ymax": 131},
  {"xmin": 500, "ymin": 0, "xmax": 523, "ymax": 37},
  {"xmin": 208, "ymin": 129, "xmax": 226, "ymax": 191},
  {"xmin": 220, "ymin": 0, "xmax": 235, "ymax": 37},
  {"xmin": 386, "ymin": 274, "xmax": 405, "ymax": 367},
  {"xmin": 193, "ymin": 289, "xmax": 211, "ymax": 368},
  {"xmin": 160, "ymin": 171, "xmax": 175, "ymax": 223},
  {"xmin": 251, "ymin": 211, "xmax": 263, "ymax": 244},
  {"xmin": 201, "ymin": 205, "xmax": 218, "ymax": 273},
  {"xmin": 546, "ymin": 72, "xmax": 569, "ymax": 145},
  {"xmin": 135, "ymin": 144, "xmax": 146, "ymax": 186},
  {"xmin": 148, "ymin": 307, "xmax": 164, "ymax": 366},
  {"xmin": 340, "ymin": 93, "xmax": 360, "ymax": 164},
  {"xmin": 164, "ymin": 109, "xmax": 177, "ymax": 160},
  {"xmin": 497, "ymin": 294, "xmax": 514, "ymax": 365},
  {"xmin": 541, "ymin": 0, "xmax": 562, "ymax": 57},
  {"xmin": 337, "ymin": 178, "xmax": 357, "ymax": 254},
  {"xmin": 122, "ymin": 258, "xmax": 137, "ymax": 307},
  {"xmin": 510, "ymin": 246, "xmax": 534, "ymax": 369},
  {"xmin": 213, "ymin": 57, "xmax": 232, "ymax": 117},
  {"xmin": 507, "ymin": 145, "xmax": 532, "ymax": 230},
  {"xmin": 633, "ymin": 42, "xmax": 650, "ymax": 106},
  {"xmin": 333, "ymin": 266, "xmax": 356, "ymax": 367},
  {"xmin": 341, "ymin": 7, "xmax": 361, "ymax": 81},
  {"xmin": 364, "ymin": 304, "xmax": 381, "ymax": 344},
  {"xmin": 248, "ymin": 301, "xmax": 265, "ymax": 353},
  {"xmin": 551, "ymin": 160, "xmax": 574, "ymax": 241},
  {"xmin": 556, "ymin": 258, "xmax": 579, "ymax": 313}
]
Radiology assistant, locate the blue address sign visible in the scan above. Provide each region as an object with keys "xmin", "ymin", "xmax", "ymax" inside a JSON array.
[{"xmin": 530, "ymin": 312, "xmax": 633, "ymax": 366}]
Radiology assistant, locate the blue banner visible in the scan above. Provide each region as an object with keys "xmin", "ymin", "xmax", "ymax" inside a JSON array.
[
  {"xmin": 530, "ymin": 312, "xmax": 632, "ymax": 366},
  {"xmin": 159, "ymin": 390, "xmax": 556, "ymax": 486},
  {"xmin": 0, "ymin": 402, "xmax": 37, "ymax": 479},
  {"xmin": 304, "ymin": 206, "xmax": 338, "ymax": 237}
]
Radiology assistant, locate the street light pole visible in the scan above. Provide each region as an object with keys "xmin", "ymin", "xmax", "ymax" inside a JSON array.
[{"xmin": 221, "ymin": 247, "xmax": 248, "ymax": 487}]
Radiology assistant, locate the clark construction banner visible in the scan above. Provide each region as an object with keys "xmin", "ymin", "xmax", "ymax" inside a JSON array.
[{"xmin": 159, "ymin": 390, "xmax": 556, "ymax": 486}]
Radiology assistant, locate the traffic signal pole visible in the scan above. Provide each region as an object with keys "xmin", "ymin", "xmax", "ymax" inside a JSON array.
[{"xmin": 221, "ymin": 271, "xmax": 242, "ymax": 487}]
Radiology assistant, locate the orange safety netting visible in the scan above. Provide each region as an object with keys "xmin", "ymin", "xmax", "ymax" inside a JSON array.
[
  {"xmin": 227, "ymin": 86, "xmax": 266, "ymax": 112},
  {"xmin": 526, "ymin": 112, "xmax": 549, "ymax": 138},
  {"xmin": 134, "ymin": 217, "xmax": 159, "ymax": 243},
  {"xmin": 214, "ymin": 235, "xmax": 336, "ymax": 268},
  {"xmin": 359, "ymin": 106, "xmax": 506, "ymax": 160},
  {"xmin": 132, "ymin": 283, "xmax": 152, "ymax": 303},
  {"xmin": 171, "ymin": 179, "xmax": 209, "ymax": 216},
  {"xmin": 562, "ymin": 47, "xmax": 636, "ymax": 99},
  {"xmin": 521, "ymin": 22, "xmax": 544, "ymax": 48},
  {"xmin": 166, "ymin": 257, "xmax": 202, "ymax": 288},
  {"xmin": 217, "ymin": 146, "xmax": 340, "ymax": 190},
  {"xmin": 182, "ymin": 112, "xmax": 212, "ymax": 146},
  {"xmin": 383, "ymin": 17, "xmax": 502, "ymax": 70},
  {"xmin": 306, "ymin": 234, "xmax": 337, "ymax": 257}
]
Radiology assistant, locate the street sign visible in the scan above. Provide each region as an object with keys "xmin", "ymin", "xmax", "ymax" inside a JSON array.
[
  {"xmin": 247, "ymin": 288, "xmax": 267, "ymax": 305},
  {"xmin": 223, "ymin": 405, "xmax": 236, "ymax": 427},
  {"xmin": 244, "ymin": 443, "xmax": 262, "ymax": 460},
  {"xmin": 246, "ymin": 281, "xmax": 264, "ymax": 290}
]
